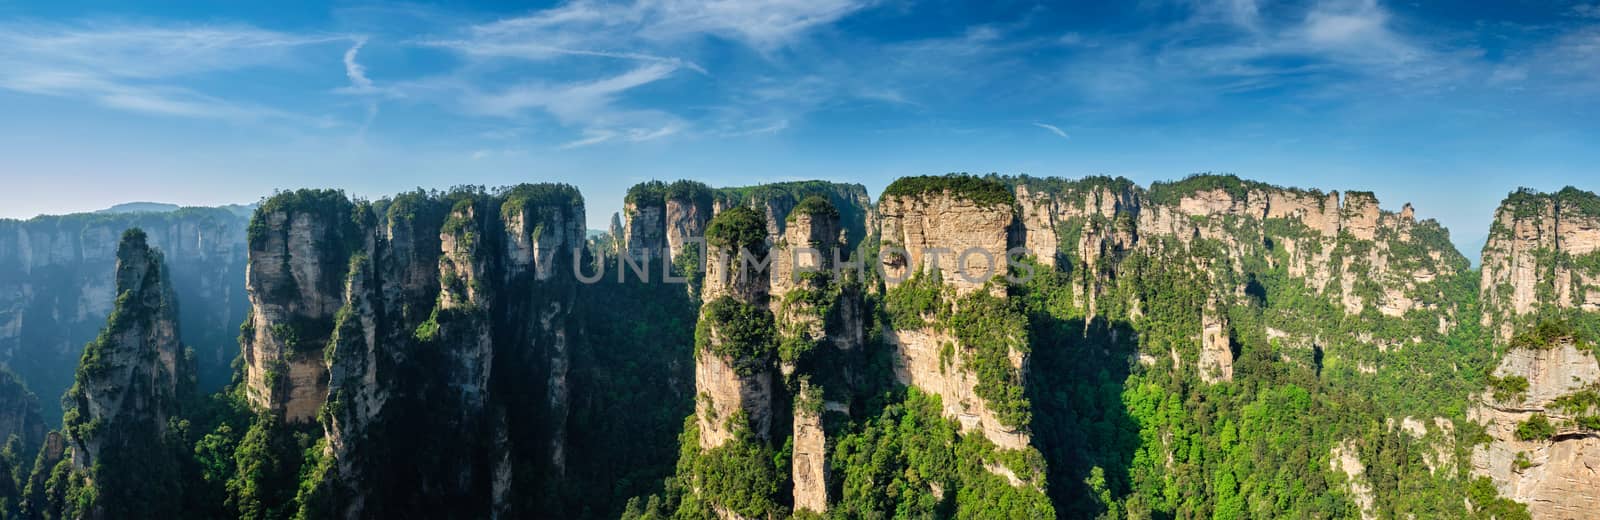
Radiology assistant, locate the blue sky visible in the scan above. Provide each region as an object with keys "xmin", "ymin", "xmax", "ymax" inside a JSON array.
[{"xmin": 1, "ymin": 0, "xmax": 1598, "ymax": 256}]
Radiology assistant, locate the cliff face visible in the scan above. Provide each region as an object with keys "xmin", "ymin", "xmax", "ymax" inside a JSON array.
[
  {"xmin": 1480, "ymin": 188, "xmax": 1600, "ymax": 340},
  {"xmin": 56, "ymin": 228, "xmax": 192, "ymax": 519},
  {"xmin": 653, "ymin": 184, "xmax": 874, "ymax": 518},
  {"xmin": 240, "ymin": 192, "xmax": 357, "ymax": 422},
  {"xmin": 625, "ymin": 180, "xmax": 876, "ymax": 268},
  {"xmin": 0, "ymin": 370, "xmax": 45, "ymax": 454},
  {"xmin": 1469, "ymin": 188, "xmax": 1600, "ymax": 518},
  {"xmin": 1010, "ymin": 175, "xmax": 1470, "ymax": 376},
  {"xmin": 241, "ymin": 186, "xmax": 587, "ymax": 518},
  {"xmin": 879, "ymin": 183, "xmax": 1032, "ymax": 451},
  {"xmin": 879, "ymin": 189, "xmax": 1013, "ymax": 296},
  {"xmin": 0, "ymin": 208, "xmax": 247, "ymax": 421},
  {"xmin": 694, "ymin": 207, "xmax": 777, "ymax": 449},
  {"xmin": 1469, "ymin": 341, "xmax": 1600, "ymax": 519}
]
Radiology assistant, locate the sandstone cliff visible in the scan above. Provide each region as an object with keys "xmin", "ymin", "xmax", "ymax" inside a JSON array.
[
  {"xmin": 241, "ymin": 186, "xmax": 587, "ymax": 518},
  {"xmin": 1470, "ymin": 187, "xmax": 1600, "ymax": 518},
  {"xmin": 1480, "ymin": 188, "xmax": 1600, "ymax": 341},
  {"xmin": 56, "ymin": 228, "xmax": 192, "ymax": 519},
  {"xmin": 1010, "ymin": 174, "xmax": 1470, "ymax": 380},
  {"xmin": 625, "ymin": 180, "xmax": 876, "ymax": 269},
  {"xmin": 1469, "ymin": 340, "xmax": 1600, "ymax": 519},
  {"xmin": 694, "ymin": 206, "xmax": 777, "ymax": 449},
  {"xmin": 879, "ymin": 176, "xmax": 1032, "ymax": 451},
  {"xmin": 0, "ymin": 207, "xmax": 246, "ymax": 420}
]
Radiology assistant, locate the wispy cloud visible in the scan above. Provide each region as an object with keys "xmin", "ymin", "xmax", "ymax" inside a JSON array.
[
  {"xmin": 1032, "ymin": 122, "xmax": 1068, "ymax": 139},
  {"xmin": 466, "ymin": 0, "xmax": 873, "ymax": 52},
  {"xmin": 0, "ymin": 21, "xmax": 348, "ymax": 122},
  {"xmin": 343, "ymin": 37, "xmax": 374, "ymax": 91},
  {"xmin": 405, "ymin": 0, "xmax": 876, "ymax": 147}
]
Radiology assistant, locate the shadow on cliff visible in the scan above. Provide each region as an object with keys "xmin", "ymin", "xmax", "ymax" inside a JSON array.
[
  {"xmin": 1024, "ymin": 313, "xmax": 1143, "ymax": 519},
  {"xmin": 563, "ymin": 257, "xmax": 698, "ymax": 519}
]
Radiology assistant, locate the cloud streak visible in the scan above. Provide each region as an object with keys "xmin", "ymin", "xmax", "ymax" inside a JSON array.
[
  {"xmin": 0, "ymin": 21, "xmax": 348, "ymax": 122},
  {"xmin": 1033, "ymin": 122, "xmax": 1068, "ymax": 139},
  {"xmin": 344, "ymin": 37, "xmax": 374, "ymax": 91}
]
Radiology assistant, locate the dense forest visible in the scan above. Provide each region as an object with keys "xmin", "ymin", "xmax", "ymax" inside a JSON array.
[{"xmin": 0, "ymin": 174, "xmax": 1595, "ymax": 519}]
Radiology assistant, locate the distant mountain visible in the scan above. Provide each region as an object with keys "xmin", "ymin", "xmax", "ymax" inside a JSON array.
[{"xmin": 95, "ymin": 202, "xmax": 181, "ymax": 214}]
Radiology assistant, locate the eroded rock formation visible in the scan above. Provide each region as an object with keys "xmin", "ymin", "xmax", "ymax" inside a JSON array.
[
  {"xmin": 56, "ymin": 228, "xmax": 192, "ymax": 519},
  {"xmin": 1481, "ymin": 188, "xmax": 1600, "ymax": 340},
  {"xmin": 242, "ymin": 186, "xmax": 586, "ymax": 518},
  {"xmin": 1470, "ymin": 341, "xmax": 1600, "ymax": 519},
  {"xmin": 879, "ymin": 180, "xmax": 1031, "ymax": 451},
  {"xmin": 0, "ymin": 207, "xmax": 247, "ymax": 419}
]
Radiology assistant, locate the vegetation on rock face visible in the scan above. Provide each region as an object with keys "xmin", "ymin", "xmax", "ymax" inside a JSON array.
[
  {"xmin": 829, "ymin": 389, "xmax": 1053, "ymax": 518},
  {"xmin": 1500, "ymin": 186, "xmax": 1600, "ymax": 219},
  {"xmin": 1514, "ymin": 414, "xmax": 1556, "ymax": 441},
  {"xmin": 882, "ymin": 173, "xmax": 1015, "ymax": 208},
  {"xmin": 787, "ymin": 195, "xmax": 838, "ymax": 222},
  {"xmin": 705, "ymin": 206, "xmax": 768, "ymax": 252},
  {"xmin": 696, "ymin": 296, "xmax": 778, "ymax": 375},
  {"xmin": 1146, "ymin": 172, "xmax": 1286, "ymax": 206}
]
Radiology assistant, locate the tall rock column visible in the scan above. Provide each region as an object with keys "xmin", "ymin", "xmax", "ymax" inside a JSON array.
[
  {"xmin": 624, "ymin": 186, "xmax": 668, "ymax": 264},
  {"xmin": 241, "ymin": 190, "xmax": 361, "ymax": 422},
  {"xmin": 771, "ymin": 196, "xmax": 844, "ymax": 513},
  {"xmin": 1481, "ymin": 187, "xmax": 1600, "ymax": 340},
  {"xmin": 56, "ymin": 228, "xmax": 192, "ymax": 519},
  {"xmin": 494, "ymin": 184, "xmax": 586, "ymax": 507},
  {"xmin": 878, "ymin": 177, "xmax": 1032, "ymax": 451},
  {"xmin": 695, "ymin": 206, "xmax": 777, "ymax": 448},
  {"xmin": 1471, "ymin": 186, "xmax": 1600, "ymax": 518}
]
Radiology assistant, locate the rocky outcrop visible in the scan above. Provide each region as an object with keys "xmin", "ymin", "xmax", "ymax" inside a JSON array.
[
  {"xmin": 879, "ymin": 179, "xmax": 1032, "ymax": 451},
  {"xmin": 241, "ymin": 192, "xmax": 357, "ymax": 422},
  {"xmin": 57, "ymin": 228, "xmax": 192, "ymax": 519},
  {"xmin": 1198, "ymin": 308, "xmax": 1233, "ymax": 383},
  {"xmin": 791, "ymin": 386, "xmax": 829, "ymax": 514},
  {"xmin": 772, "ymin": 198, "xmax": 851, "ymax": 513},
  {"xmin": 695, "ymin": 207, "xmax": 776, "ymax": 449},
  {"xmin": 1013, "ymin": 175, "xmax": 1466, "ymax": 324},
  {"xmin": 1481, "ymin": 188, "xmax": 1600, "ymax": 340},
  {"xmin": 879, "ymin": 189, "xmax": 1013, "ymax": 295},
  {"xmin": 886, "ymin": 328, "xmax": 1030, "ymax": 450},
  {"xmin": 1330, "ymin": 440, "xmax": 1377, "ymax": 520},
  {"xmin": 626, "ymin": 180, "xmax": 876, "ymax": 269},
  {"xmin": 0, "ymin": 207, "xmax": 247, "ymax": 420},
  {"xmin": 665, "ymin": 190, "xmax": 712, "ymax": 263},
  {"xmin": 240, "ymin": 186, "xmax": 587, "ymax": 519},
  {"xmin": 1470, "ymin": 341, "xmax": 1600, "ymax": 519}
]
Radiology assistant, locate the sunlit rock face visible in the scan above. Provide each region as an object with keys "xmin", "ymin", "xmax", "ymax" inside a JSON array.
[
  {"xmin": 879, "ymin": 184, "xmax": 1031, "ymax": 451},
  {"xmin": 1481, "ymin": 188, "xmax": 1600, "ymax": 340},
  {"xmin": 1470, "ymin": 341, "xmax": 1600, "ymax": 520}
]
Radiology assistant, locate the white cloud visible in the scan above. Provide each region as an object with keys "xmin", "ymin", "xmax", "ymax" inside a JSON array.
[
  {"xmin": 469, "ymin": 0, "xmax": 872, "ymax": 52},
  {"xmin": 1032, "ymin": 122, "xmax": 1069, "ymax": 139},
  {"xmin": 559, "ymin": 130, "xmax": 619, "ymax": 149},
  {"xmin": 410, "ymin": 0, "xmax": 875, "ymax": 148},
  {"xmin": 0, "ymin": 21, "xmax": 348, "ymax": 122},
  {"xmin": 460, "ymin": 62, "xmax": 679, "ymax": 119},
  {"xmin": 344, "ymin": 37, "xmax": 374, "ymax": 91}
]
